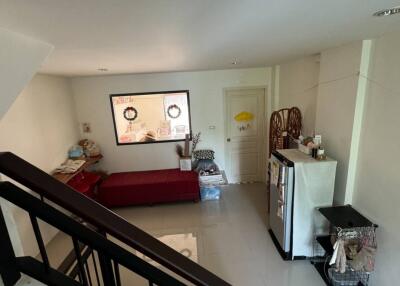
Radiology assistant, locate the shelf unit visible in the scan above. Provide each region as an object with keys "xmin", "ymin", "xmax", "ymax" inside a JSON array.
[
  {"xmin": 312, "ymin": 205, "xmax": 377, "ymax": 286},
  {"xmin": 316, "ymin": 236, "xmax": 333, "ymax": 255},
  {"xmin": 318, "ymin": 205, "xmax": 377, "ymax": 229},
  {"xmin": 52, "ymin": 155, "xmax": 102, "ymax": 184}
]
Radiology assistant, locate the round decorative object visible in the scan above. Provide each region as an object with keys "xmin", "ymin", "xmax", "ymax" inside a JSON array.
[
  {"xmin": 123, "ymin": 106, "xmax": 138, "ymax": 121},
  {"xmin": 287, "ymin": 107, "xmax": 302, "ymax": 139},
  {"xmin": 269, "ymin": 111, "xmax": 283, "ymax": 156},
  {"xmin": 167, "ymin": 104, "xmax": 181, "ymax": 119}
]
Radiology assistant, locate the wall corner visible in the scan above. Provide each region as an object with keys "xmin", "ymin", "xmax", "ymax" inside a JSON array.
[{"xmin": 344, "ymin": 39, "xmax": 375, "ymax": 204}]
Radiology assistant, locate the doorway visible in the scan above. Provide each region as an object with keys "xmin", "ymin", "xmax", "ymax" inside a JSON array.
[{"xmin": 224, "ymin": 88, "xmax": 266, "ymax": 183}]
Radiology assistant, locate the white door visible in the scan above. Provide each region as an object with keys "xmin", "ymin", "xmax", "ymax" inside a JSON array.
[{"xmin": 224, "ymin": 88, "xmax": 265, "ymax": 183}]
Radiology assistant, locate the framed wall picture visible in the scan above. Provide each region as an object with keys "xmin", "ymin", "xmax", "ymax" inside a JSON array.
[{"xmin": 110, "ymin": 90, "xmax": 192, "ymax": 145}]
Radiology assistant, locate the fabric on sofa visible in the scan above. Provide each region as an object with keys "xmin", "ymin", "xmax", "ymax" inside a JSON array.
[{"xmin": 98, "ymin": 169, "xmax": 200, "ymax": 207}]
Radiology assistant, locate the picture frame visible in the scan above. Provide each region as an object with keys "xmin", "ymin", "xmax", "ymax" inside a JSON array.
[{"xmin": 110, "ymin": 90, "xmax": 192, "ymax": 145}]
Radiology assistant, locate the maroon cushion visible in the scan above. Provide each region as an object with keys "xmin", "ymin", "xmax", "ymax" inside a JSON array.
[
  {"xmin": 81, "ymin": 171, "xmax": 102, "ymax": 187},
  {"xmin": 67, "ymin": 171, "xmax": 101, "ymax": 199},
  {"xmin": 98, "ymin": 169, "xmax": 200, "ymax": 207},
  {"xmin": 68, "ymin": 179, "xmax": 95, "ymax": 199}
]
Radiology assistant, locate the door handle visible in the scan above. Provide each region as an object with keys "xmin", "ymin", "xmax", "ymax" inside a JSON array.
[{"xmin": 227, "ymin": 138, "xmax": 231, "ymax": 142}]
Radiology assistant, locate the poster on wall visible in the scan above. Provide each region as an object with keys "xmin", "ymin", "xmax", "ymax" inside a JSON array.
[{"xmin": 110, "ymin": 90, "xmax": 192, "ymax": 145}]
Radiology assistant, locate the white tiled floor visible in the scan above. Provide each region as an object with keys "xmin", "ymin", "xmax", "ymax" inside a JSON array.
[{"xmin": 47, "ymin": 183, "xmax": 324, "ymax": 285}]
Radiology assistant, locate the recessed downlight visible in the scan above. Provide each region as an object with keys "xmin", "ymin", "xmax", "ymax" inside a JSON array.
[
  {"xmin": 97, "ymin": 68, "xmax": 108, "ymax": 72},
  {"xmin": 373, "ymin": 6, "xmax": 400, "ymax": 17}
]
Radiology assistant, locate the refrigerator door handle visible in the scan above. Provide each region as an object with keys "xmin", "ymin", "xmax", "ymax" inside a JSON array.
[
  {"xmin": 279, "ymin": 185, "xmax": 285, "ymax": 201},
  {"xmin": 277, "ymin": 200, "xmax": 284, "ymax": 220}
]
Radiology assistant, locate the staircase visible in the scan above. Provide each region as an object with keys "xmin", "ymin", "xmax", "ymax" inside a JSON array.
[{"xmin": 0, "ymin": 152, "xmax": 230, "ymax": 286}]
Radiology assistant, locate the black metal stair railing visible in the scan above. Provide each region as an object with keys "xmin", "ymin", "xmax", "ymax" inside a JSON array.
[
  {"xmin": 0, "ymin": 152, "xmax": 231, "ymax": 286},
  {"xmin": 55, "ymin": 219, "xmax": 104, "ymax": 285},
  {"xmin": 0, "ymin": 181, "xmax": 186, "ymax": 286},
  {"xmin": 57, "ymin": 242, "xmax": 101, "ymax": 285}
]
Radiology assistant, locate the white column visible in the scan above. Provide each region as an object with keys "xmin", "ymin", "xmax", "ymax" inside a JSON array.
[{"xmin": 344, "ymin": 39, "xmax": 374, "ymax": 204}]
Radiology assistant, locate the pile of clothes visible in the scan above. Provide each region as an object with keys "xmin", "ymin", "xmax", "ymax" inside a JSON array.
[
  {"xmin": 193, "ymin": 150, "xmax": 219, "ymax": 174},
  {"xmin": 328, "ymin": 227, "xmax": 377, "ymax": 285}
]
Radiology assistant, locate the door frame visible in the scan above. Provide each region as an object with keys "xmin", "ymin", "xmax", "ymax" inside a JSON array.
[{"xmin": 223, "ymin": 86, "xmax": 269, "ymax": 183}]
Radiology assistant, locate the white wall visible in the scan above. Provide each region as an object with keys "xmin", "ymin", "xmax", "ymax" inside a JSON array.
[
  {"xmin": 315, "ymin": 41, "xmax": 363, "ymax": 204},
  {"xmin": 0, "ymin": 74, "xmax": 80, "ymax": 257},
  {"xmin": 0, "ymin": 28, "xmax": 53, "ymax": 120},
  {"xmin": 71, "ymin": 68, "xmax": 271, "ymax": 173},
  {"xmin": 277, "ymin": 55, "xmax": 320, "ymax": 136},
  {"xmin": 274, "ymin": 34, "xmax": 400, "ymax": 284},
  {"xmin": 352, "ymin": 31, "xmax": 400, "ymax": 285},
  {"xmin": 0, "ymin": 29, "xmax": 53, "ymax": 286}
]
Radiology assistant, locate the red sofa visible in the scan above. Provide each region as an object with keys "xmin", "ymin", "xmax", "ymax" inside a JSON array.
[{"xmin": 98, "ymin": 169, "xmax": 200, "ymax": 207}]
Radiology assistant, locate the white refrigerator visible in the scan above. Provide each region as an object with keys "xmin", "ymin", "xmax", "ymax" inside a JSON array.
[{"xmin": 269, "ymin": 149, "xmax": 337, "ymax": 260}]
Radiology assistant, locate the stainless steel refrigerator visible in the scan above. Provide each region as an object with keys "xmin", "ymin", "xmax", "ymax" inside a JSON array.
[{"xmin": 269, "ymin": 149, "xmax": 337, "ymax": 260}]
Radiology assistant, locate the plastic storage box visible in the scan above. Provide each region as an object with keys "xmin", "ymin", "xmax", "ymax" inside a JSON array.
[{"xmin": 200, "ymin": 185, "xmax": 221, "ymax": 201}]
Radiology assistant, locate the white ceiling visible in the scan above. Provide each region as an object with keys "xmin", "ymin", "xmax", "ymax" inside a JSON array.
[{"xmin": 1, "ymin": 0, "xmax": 400, "ymax": 76}]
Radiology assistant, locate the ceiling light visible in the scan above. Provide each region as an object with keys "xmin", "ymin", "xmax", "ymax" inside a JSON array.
[
  {"xmin": 97, "ymin": 68, "xmax": 108, "ymax": 72},
  {"xmin": 373, "ymin": 6, "xmax": 400, "ymax": 17}
]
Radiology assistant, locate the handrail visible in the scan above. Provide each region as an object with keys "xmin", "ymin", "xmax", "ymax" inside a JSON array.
[
  {"xmin": 0, "ymin": 152, "xmax": 230, "ymax": 286},
  {"xmin": 17, "ymin": 257, "xmax": 81, "ymax": 286},
  {"xmin": 0, "ymin": 181, "xmax": 186, "ymax": 286}
]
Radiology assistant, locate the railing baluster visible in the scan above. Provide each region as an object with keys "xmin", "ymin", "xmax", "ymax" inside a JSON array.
[
  {"xmin": 85, "ymin": 261, "xmax": 93, "ymax": 286},
  {"xmin": 72, "ymin": 238, "xmax": 89, "ymax": 286},
  {"xmin": 0, "ymin": 205, "xmax": 21, "ymax": 286},
  {"xmin": 29, "ymin": 213, "xmax": 50, "ymax": 271},
  {"xmin": 98, "ymin": 252, "xmax": 116, "ymax": 286},
  {"xmin": 92, "ymin": 251, "xmax": 101, "ymax": 286},
  {"xmin": 113, "ymin": 260, "xmax": 121, "ymax": 286}
]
